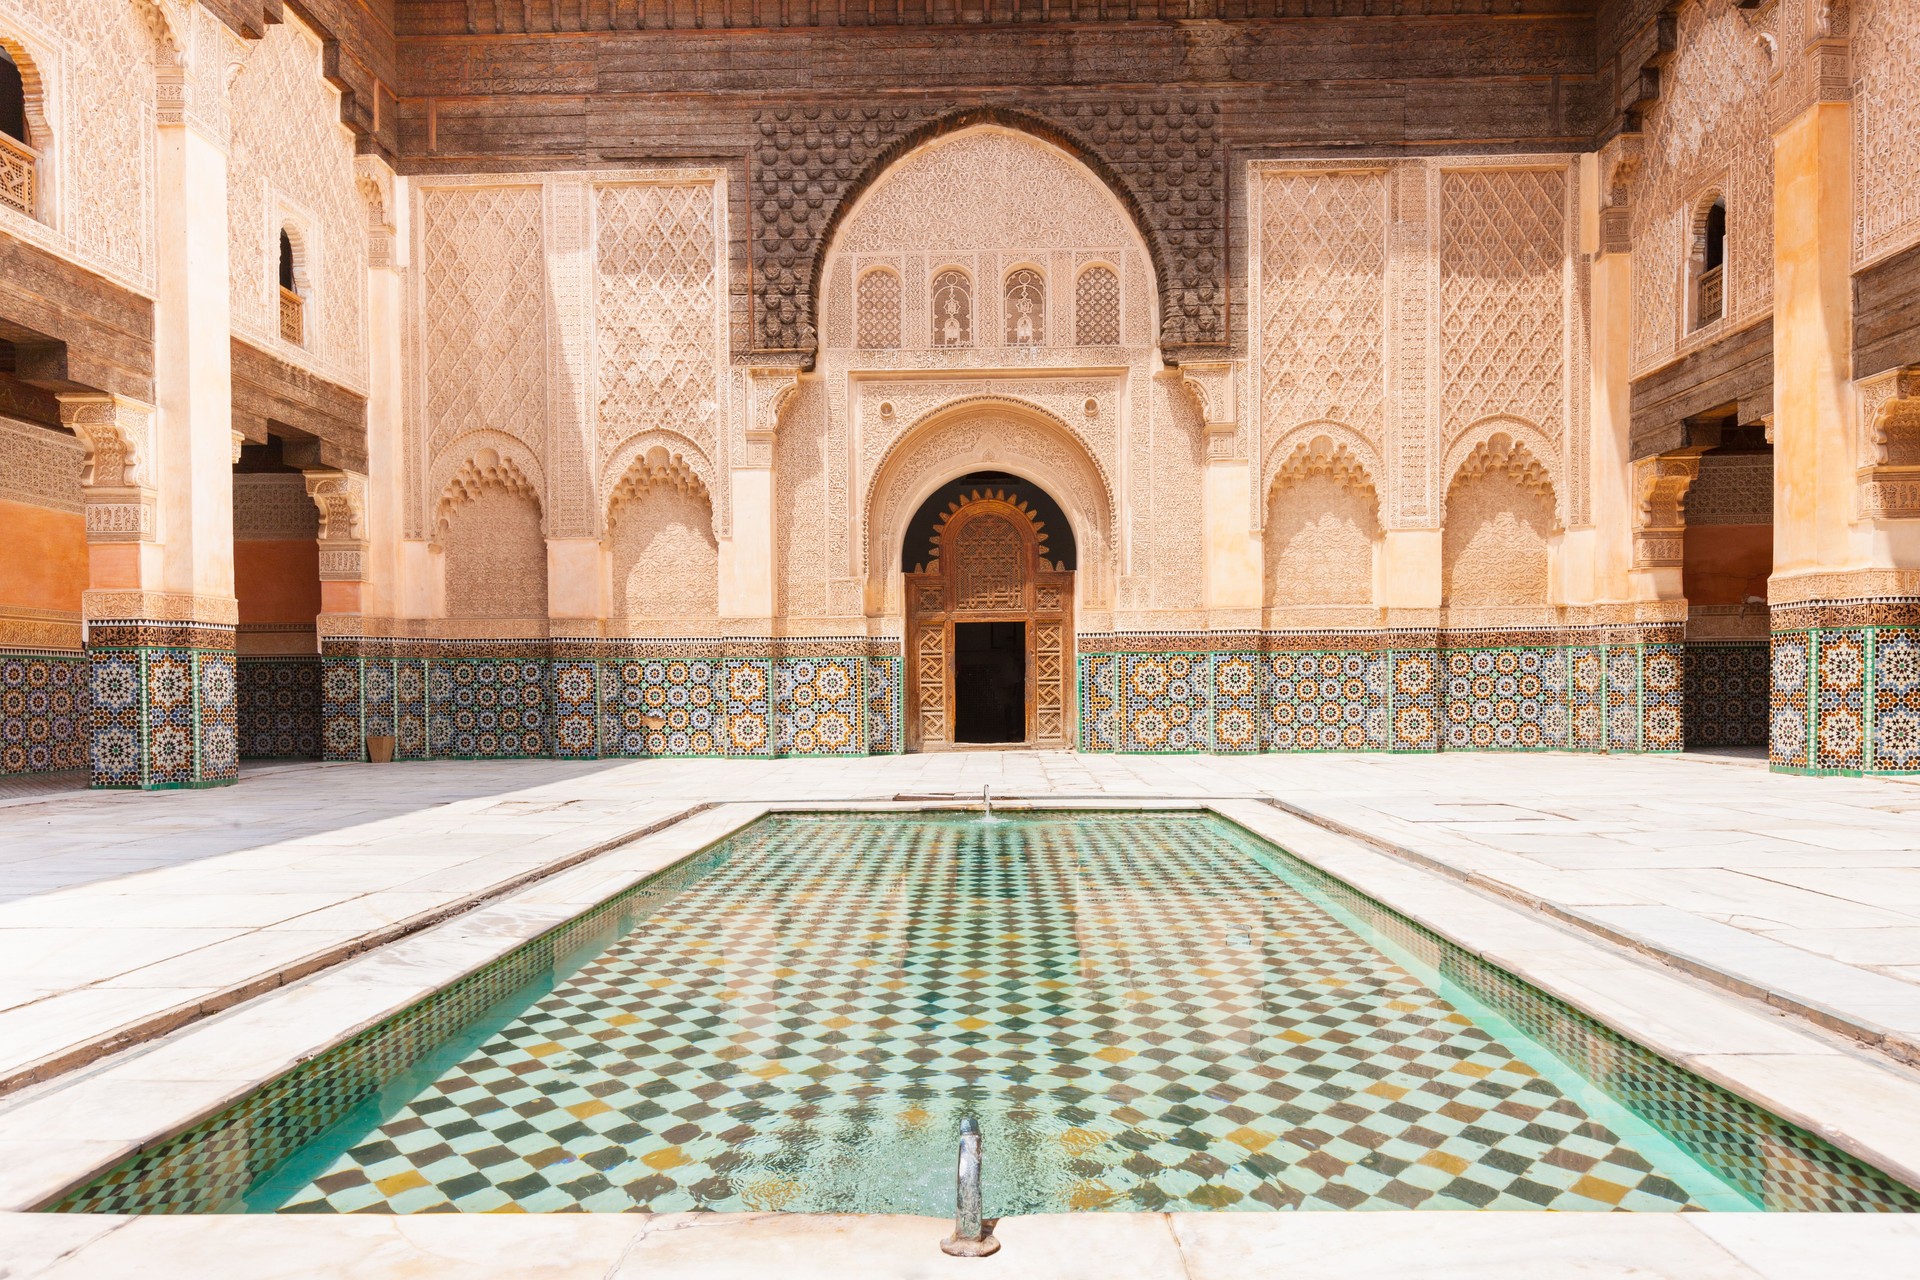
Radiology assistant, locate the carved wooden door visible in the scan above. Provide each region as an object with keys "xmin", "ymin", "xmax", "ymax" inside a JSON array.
[{"xmin": 903, "ymin": 490, "xmax": 1074, "ymax": 750}]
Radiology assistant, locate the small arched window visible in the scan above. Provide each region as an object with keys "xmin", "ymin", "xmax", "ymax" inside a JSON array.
[
  {"xmin": 1691, "ymin": 195, "xmax": 1726, "ymax": 330},
  {"xmin": 1004, "ymin": 268, "xmax": 1044, "ymax": 346},
  {"xmin": 1075, "ymin": 265, "xmax": 1120, "ymax": 345},
  {"xmin": 278, "ymin": 228, "xmax": 306, "ymax": 346},
  {"xmin": 0, "ymin": 44, "xmax": 38, "ymax": 218},
  {"xmin": 931, "ymin": 268, "xmax": 972, "ymax": 348},
  {"xmin": 856, "ymin": 268, "xmax": 900, "ymax": 350}
]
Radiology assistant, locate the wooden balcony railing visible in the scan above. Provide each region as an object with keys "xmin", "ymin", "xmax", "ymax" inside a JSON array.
[
  {"xmin": 279, "ymin": 286, "xmax": 305, "ymax": 346},
  {"xmin": 1696, "ymin": 264, "xmax": 1724, "ymax": 328},
  {"xmin": 0, "ymin": 132, "xmax": 36, "ymax": 218}
]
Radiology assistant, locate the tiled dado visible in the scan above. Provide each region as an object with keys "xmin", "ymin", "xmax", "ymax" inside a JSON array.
[
  {"xmin": 236, "ymin": 657, "xmax": 322, "ymax": 760},
  {"xmin": 1682, "ymin": 643, "xmax": 1769, "ymax": 749},
  {"xmin": 86, "ymin": 622, "xmax": 238, "ymax": 789},
  {"xmin": 1078, "ymin": 633, "xmax": 1682, "ymax": 755},
  {"xmin": 318, "ymin": 643, "xmax": 905, "ymax": 762},
  {"xmin": 0, "ymin": 650, "xmax": 88, "ymax": 775},
  {"xmin": 1770, "ymin": 600, "xmax": 1920, "ymax": 775}
]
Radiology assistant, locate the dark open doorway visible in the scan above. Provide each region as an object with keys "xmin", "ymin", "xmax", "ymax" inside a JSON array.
[{"xmin": 954, "ymin": 621, "xmax": 1026, "ymax": 743}]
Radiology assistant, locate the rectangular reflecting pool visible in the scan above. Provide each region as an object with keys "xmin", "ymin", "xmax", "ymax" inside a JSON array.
[{"xmin": 53, "ymin": 811, "xmax": 1920, "ymax": 1215}]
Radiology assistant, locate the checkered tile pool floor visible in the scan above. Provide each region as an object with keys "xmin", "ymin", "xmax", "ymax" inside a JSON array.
[{"xmin": 242, "ymin": 811, "xmax": 1820, "ymax": 1216}]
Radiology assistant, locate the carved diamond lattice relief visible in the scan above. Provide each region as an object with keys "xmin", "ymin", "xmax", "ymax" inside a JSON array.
[
  {"xmin": 1440, "ymin": 168, "xmax": 1566, "ymax": 444},
  {"xmin": 594, "ymin": 183, "xmax": 721, "ymax": 462},
  {"xmin": 1855, "ymin": 0, "xmax": 1920, "ymax": 267},
  {"xmin": 1257, "ymin": 170, "xmax": 1387, "ymax": 445},
  {"xmin": 420, "ymin": 186, "xmax": 548, "ymax": 463}
]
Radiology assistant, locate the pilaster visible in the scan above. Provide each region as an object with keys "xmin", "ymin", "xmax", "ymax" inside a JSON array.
[
  {"xmin": 1172, "ymin": 360, "xmax": 1260, "ymax": 621},
  {"xmin": 723, "ymin": 366, "xmax": 796, "ymax": 622}
]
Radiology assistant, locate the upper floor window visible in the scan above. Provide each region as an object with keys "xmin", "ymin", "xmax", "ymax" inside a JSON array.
[
  {"xmin": 931, "ymin": 268, "xmax": 972, "ymax": 348},
  {"xmin": 1691, "ymin": 195, "xmax": 1726, "ymax": 331},
  {"xmin": 278, "ymin": 228, "xmax": 306, "ymax": 346},
  {"xmin": 1004, "ymin": 268, "xmax": 1044, "ymax": 346},
  {"xmin": 856, "ymin": 268, "xmax": 900, "ymax": 350},
  {"xmin": 0, "ymin": 44, "xmax": 38, "ymax": 218},
  {"xmin": 1075, "ymin": 265, "xmax": 1120, "ymax": 345}
]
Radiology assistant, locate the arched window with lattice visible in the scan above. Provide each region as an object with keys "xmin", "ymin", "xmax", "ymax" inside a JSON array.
[
  {"xmin": 0, "ymin": 42, "xmax": 41, "ymax": 219},
  {"xmin": 1004, "ymin": 268, "xmax": 1044, "ymax": 346},
  {"xmin": 278, "ymin": 227, "xmax": 309, "ymax": 346},
  {"xmin": 1074, "ymin": 265, "xmax": 1119, "ymax": 345},
  {"xmin": 1689, "ymin": 194, "xmax": 1727, "ymax": 331},
  {"xmin": 931, "ymin": 268, "xmax": 972, "ymax": 348},
  {"xmin": 856, "ymin": 268, "xmax": 901, "ymax": 349}
]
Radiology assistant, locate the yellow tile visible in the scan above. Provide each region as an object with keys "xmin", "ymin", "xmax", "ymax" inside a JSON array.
[
  {"xmin": 1364, "ymin": 1081, "xmax": 1407, "ymax": 1101},
  {"xmin": 522, "ymin": 1042, "xmax": 565, "ymax": 1058},
  {"xmin": 822, "ymin": 1015, "xmax": 854, "ymax": 1029},
  {"xmin": 567, "ymin": 1099, "xmax": 613, "ymax": 1120},
  {"xmin": 641, "ymin": 1146, "xmax": 691, "ymax": 1171},
  {"xmin": 1418, "ymin": 1151, "xmax": 1470, "ymax": 1176},
  {"xmin": 1068, "ymin": 1180, "xmax": 1118, "ymax": 1209},
  {"xmin": 1572, "ymin": 1175, "xmax": 1630, "ymax": 1206},
  {"xmin": 751, "ymin": 1063, "xmax": 787, "ymax": 1079},
  {"xmin": 1093, "ymin": 1045, "xmax": 1134, "ymax": 1063},
  {"xmin": 375, "ymin": 1169, "xmax": 428, "ymax": 1196},
  {"xmin": 956, "ymin": 1016, "xmax": 988, "ymax": 1032},
  {"xmin": 1225, "ymin": 1126, "xmax": 1276, "ymax": 1153},
  {"xmin": 1451, "ymin": 1061, "xmax": 1494, "ymax": 1078},
  {"xmin": 1059, "ymin": 1127, "xmax": 1109, "ymax": 1156},
  {"xmin": 606, "ymin": 1014, "xmax": 639, "ymax": 1027}
]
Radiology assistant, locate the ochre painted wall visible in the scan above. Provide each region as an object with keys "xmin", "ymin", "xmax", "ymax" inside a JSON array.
[
  {"xmin": 1682, "ymin": 525, "xmax": 1771, "ymax": 607},
  {"xmin": 234, "ymin": 539, "xmax": 321, "ymax": 624},
  {"xmin": 0, "ymin": 499, "xmax": 86, "ymax": 614}
]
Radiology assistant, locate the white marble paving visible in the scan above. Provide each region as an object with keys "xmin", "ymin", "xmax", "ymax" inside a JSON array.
[{"xmin": 3, "ymin": 751, "xmax": 1920, "ymax": 1096}]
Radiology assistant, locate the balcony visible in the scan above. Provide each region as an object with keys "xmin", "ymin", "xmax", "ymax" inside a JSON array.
[
  {"xmin": 0, "ymin": 131, "xmax": 36, "ymax": 218},
  {"xmin": 1696, "ymin": 264, "xmax": 1723, "ymax": 329},
  {"xmin": 279, "ymin": 286, "xmax": 304, "ymax": 346}
]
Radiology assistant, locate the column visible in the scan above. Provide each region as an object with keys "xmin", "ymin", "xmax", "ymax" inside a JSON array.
[{"xmin": 1765, "ymin": 32, "xmax": 1910, "ymax": 774}]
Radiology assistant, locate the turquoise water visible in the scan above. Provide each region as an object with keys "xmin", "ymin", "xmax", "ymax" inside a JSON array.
[{"xmin": 58, "ymin": 812, "xmax": 1920, "ymax": 1215}]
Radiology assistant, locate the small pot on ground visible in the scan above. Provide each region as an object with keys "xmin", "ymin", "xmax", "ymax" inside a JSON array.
[{"xmin": 366, "ymin": 735, "xmax": 396, "ymax": 764}]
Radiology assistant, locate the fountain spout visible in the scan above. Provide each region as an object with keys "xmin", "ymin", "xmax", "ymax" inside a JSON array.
[
  {"xmin": 981, "ymin": 785, "xmax": 992, "ymax": 821},
  {"xmin": 939, "ymin": 1116, "xmax": 999, "ymax": 1257}
]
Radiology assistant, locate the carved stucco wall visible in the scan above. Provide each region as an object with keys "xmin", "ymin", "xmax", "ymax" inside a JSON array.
[
  {"xmin": 1629, "ymin": 0, "xmax": 1776, "ymax": 376},
  {"xmin": 0, "ymin": 0, "xmax": 159, "ymax": 292},
  {"xmin": 442, "ymin": 485, "xmax": 548, "ymax": 621},
  {"xmin": 609, "ymin": 483, "xmax": 719, "ymax": 627},
  {"xmin": 227, "ymin": 13, "xmax": 367, "ymax": 393},
  {"xmin": 1251, "ymin": 157, "xmax": 1586, "ymax": 536},
  {"xmin": 808, "ymin": 127, "xmax": 1159, "ymax": 631},
  {"xmin": 1854, "ymin": 0, "xmax": 1920, "ymax": 268},
  {"xmin": 406, "ymin": 168, "xmax": 730, "ymax": 619},
  {"xmin": 0, "ymin": 416, "xmax": 82, "ymax": 514},
  {"xmin": 750, "ymin": 103, "xmax": 1223, "ymax": 353},
  {"xmin": 1439, "ymin": 433, "xmax": 1560, "ymax": 618},
  {"xmin": 1265, "ymin": 474, "xmax": 1379, "ymax": 608}
]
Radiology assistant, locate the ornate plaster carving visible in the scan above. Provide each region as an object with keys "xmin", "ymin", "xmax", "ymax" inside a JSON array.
[
  {"xmin": 58, "ymin": 392, "xmax": 156, "ymax": 543},
  {"xmin": 1857, "ymin": 365, "xmax": 1920, "ymax": 519},
  {"xmin": 865, "ymin": 403, "xmax": 1116, "ymax": 612},
  {"xmin": 1632, "ymin": 450, "xmax": 1708, "ymax": 569}
]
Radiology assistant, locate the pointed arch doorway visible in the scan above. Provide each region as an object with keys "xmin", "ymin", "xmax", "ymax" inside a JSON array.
[{"xmin": 904, "ymin": 478, "xmax": 1074, "ymax": 750}]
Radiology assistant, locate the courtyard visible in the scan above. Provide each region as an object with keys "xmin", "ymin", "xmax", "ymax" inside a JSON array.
[{"xmin": 2, "ymin": 751, "xmax": 1920, "ymax": 1276}]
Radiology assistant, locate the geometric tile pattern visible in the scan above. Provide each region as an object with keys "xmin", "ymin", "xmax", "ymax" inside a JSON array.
[
  {"xmin": 1269, "ymin": 651, "xmax": 1389, "ymax": 752},
  {"xmin": 0, "ymin": 651, "xmax": 87, "ymax": 775},
  {"xmin": 1641, "ymin": 643, "xmax": 1684, "ymax": 752},
  {"xmin": 1079, "ymin": 641, "xmax": 1685, "ymax": 756},
  {"xmin": 1441, "ymin": 648, "xmax": 1565, "ymax": 751},
  {"xmin": 85, "ymin": 629, "xmax": 239, "ymax": 789},
  {"xmin": 1769, "ymin": 633, "xmax": 1812, "ymax": 771},
  {"xmin": 55, "ymin": 813, "xmax": 1920, "ymax": 1216},
  {"xmin": 1772, "ymin": 621, "xmax": 1920, "ymax": 776},
  {"xmin": 1682, "ymin": 644, "xmax": 1767, "ymax": 749},
  {"xmin": 237, "ymin": 657, "xmax": 321, "ymax": 760}
]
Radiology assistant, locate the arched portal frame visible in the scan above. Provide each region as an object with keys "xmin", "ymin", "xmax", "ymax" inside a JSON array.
[
  {"xmin": 903, "ymin": 488, "xmax": 1074, "ymax": 752},
  {"xmin": 862, "ymin": 397, "xmax": 1116, "ymax": 619}
]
